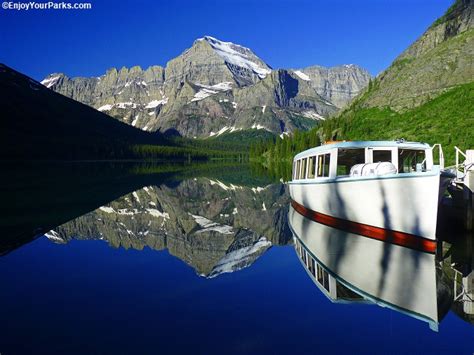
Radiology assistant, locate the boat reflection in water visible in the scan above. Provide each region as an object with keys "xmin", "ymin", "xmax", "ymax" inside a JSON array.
[
  {"xmin": 440, "ymin": 222, "xmax": 474, "ymax": 327},
  {"xmin": 288, "ymin": 205, "xmax": 452, "ymax": 331}
]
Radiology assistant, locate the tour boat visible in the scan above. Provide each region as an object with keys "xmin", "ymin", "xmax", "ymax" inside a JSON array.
[
  {"xmin": 289, "ymin": 140, "xmax": 453, "ymax": 248},
  {"xmin": 288, "ymin": 206, "xmax": 451, "ymax": 331}
]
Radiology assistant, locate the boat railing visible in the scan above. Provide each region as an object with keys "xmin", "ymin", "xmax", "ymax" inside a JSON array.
[
  {"xmin": 453, "ymin": 268, "xmax": 474, "ymax": 304},
  {"xmin": 420, "ymin": 143, "xmax": 444, "ymax": 170},
  {"xmin": 430, "ymin": 143, "xmax": 445, "ymax": 170},
  {"xmin": 455, "ymin": 146, "xmax": 467, "ymax": 179},
  {"xmin": 445, "ymin": 146, "xmax": 473, "ymax": 181}
]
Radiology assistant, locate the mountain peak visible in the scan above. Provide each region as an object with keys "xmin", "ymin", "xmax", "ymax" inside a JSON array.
[
  {"xmin": 197, "ymin": 35, "xmax": 241, "ymax": 47},
  {"xmin": 196, "ymin": 35, "xmax": 272, "ymax": 79},
  {"xmin": 40, "ymin": 73, "xmax": 65, "ymax": 88},
  {"xmin": 193, "ymin": 35, "xmax": 238, "ymax": 50}
]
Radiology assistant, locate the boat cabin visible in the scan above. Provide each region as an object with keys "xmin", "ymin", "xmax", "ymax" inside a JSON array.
[{"xmin": 292, "ymin": 141, "xmax": 436, "ymax": 181}]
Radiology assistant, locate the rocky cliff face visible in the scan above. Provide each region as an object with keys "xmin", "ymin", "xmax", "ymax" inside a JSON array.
[
  {"xmin": 291, "ymin": 65, "xmax": 372, "ymax": 108},
  {"xmin": 42, "ymin": 36, "xmax": 371, "ymax": 138},
  {"xmin": 46, "ymin": 178, "xmax": 291, "ymax": 277},
  {"xmin": 356, "ymin": 0, "xmax": 473, "ymax": 110}
]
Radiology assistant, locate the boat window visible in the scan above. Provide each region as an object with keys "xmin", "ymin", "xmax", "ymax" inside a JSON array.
[
  {"xmin": 323, "ymin": 154, "xmax": 330, "ymax": 177},
  {"xmin": 336, "ymin": 283, "xmax": 364, "ymax": 301},
  {"xmin": 336, "ymin": 149, "xmax": 365, "ymax": 176},
  {"xmin": 307, "ymin": 156, "xmax": 316, "ymax": 179},
  {"xmin": 295, "ymin": 160, "xmax": 301, "ymax": 179},
  {"xmin": 309, "ymin": 258, "xmax": 316, "ymax": 277},
  {"xmin": 399, "ymin": 149, "xmax": 426, "ymax": 173},
  {"xmin": 317, "ymin": 153, "xmax": 331, "ymax": 177},
  {"xmin": 301, "ymin": 158, "xmax": 308, "ymax": 179},
  {"xmin": 317, "ymin": 264, "xmax": 330, "ymax": 292},
  {"xmin": 373, "ymin": 150, "xmax": 392, "ymax": 163}
]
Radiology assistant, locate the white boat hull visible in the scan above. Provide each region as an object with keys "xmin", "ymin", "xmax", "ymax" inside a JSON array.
[
  {"xmin": 288, "ymin": 206, "xmax": 439, "ymax": 328},
  {"xmin": 289, "ymin": 171, "xmax": 440, "ymax": 240}
]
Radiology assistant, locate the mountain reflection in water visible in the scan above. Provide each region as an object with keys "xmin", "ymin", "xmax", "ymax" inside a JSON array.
[
  {"xmin": 45, "ymin": 175, "xmax": 291, "ymax": 277},
  {"xmin": 1, "ymin": 162, "xmax": 473, "ymax": 353}
]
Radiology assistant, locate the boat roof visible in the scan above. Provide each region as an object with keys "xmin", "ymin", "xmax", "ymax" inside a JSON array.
[{"xmin": 294, "ymin": 140, "xmax": 430, "ymax": 160}]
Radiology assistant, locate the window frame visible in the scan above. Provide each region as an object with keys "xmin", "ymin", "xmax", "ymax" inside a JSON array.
[
  {"xmin": 300, "ymin": 158, "xmax": 308, "ymax": 179},
  {"xmin": 307, "ymin": 156, "xmax": 316, "ymax": 179},
  {"xmin": 398, "ymin": 149, "xmax": 426, "ymax": 173},
  {"xmin": 295, "ymin": 160, "xmax": 301, "ymax": 179},
  {"xmin": 335, "ymin": 148, "xmax": 366, "ymax": 177},
  {"xmin": 367, "ymin": 147, "xmax": 398, "ymax": 169}
]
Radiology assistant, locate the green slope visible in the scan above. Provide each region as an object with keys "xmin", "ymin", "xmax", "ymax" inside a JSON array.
[{"xmin": 321, "ymin": 82, "xmax": 474, "ymax": 162}]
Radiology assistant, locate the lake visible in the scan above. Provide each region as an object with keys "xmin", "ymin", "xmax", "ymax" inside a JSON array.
[{"xmin": 1, "ymin": 162, "xmax": 473, "ymax": 354}]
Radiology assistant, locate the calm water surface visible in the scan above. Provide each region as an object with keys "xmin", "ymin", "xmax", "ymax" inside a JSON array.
[{"xmin": 1, "ymin": 162, "xmax": 473, "ymax": 354}]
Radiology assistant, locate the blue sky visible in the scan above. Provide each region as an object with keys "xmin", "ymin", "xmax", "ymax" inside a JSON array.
[{"xmin": 1, "ymin": 0, "xmax": 453, "ymax": 80}]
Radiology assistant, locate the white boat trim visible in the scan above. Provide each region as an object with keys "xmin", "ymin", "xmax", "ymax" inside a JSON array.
[
  {"xmin": 288, "ymin": 169, "xmax": 439, "ymax": 185},
  {"xmin": 294, "ymin": 140, "xmax": 431, "ymax": 160}
]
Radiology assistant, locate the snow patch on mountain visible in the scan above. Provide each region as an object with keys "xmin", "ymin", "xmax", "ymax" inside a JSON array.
[
  {"xmin": 301, "ymin": 110, "xmax": 325, "ymax": 120},
  {"xmin": 190, "ymin": 214, "xmax": 233, "ymax": 234},
  {"xmin": 209, "ymin": 126, "xmax": 242, "ymax": 137},
  {"xmin": 145, "ymin": 98, "xmax": 168, "ymax": 108},
  {"xmin": 97, "ymin": 104, "xmax": 111, "ymax": 111},
  {"xmin": 191, "ymin": 82, "xmax": 233, "ymax": 103},
  {"xmin": 251, "ymin": 123, "xmax": 269, "ymax": 130},
  {"xmin": 99, "ymin": 206, "xmax": 115, "ymax": 213},
  {"xmin": 44, "ymin": 229, "xmax": 65, "ymax": 243},
  {"xmin": 198, "ymin": 82, "xmax": 233, "ymax": 91},
  {"xmin": 41, "ymin": 75, "xmax": 61, "ymax": 88},
  {"xmin": 202, "ymin": 36, "xmax": 271, "ymax": 79},
  {"xmin": 191, "ymin": 88, "xmax": 217, "ymax": 102},
  {"xmin": 146, "ymin": 208, "xmax": 170, "ymax": 219},
  {"xmin": 131, "ymin": 115, "xmax": 139, "ymax": 126},
  {"xmin": 208, "ymin": 179, "xmax": 244, "ymax": 191},
  {"xmin": 132, "ymin": 191, "xmax": 140, "ymax": 203},
  {"xmin": 293, "ymin": 70, "xmax": 311, "ymax": 81},
  {"xmin": 116, "ymin": 102, "xmax": 136, "ymax": 109},
  {"xmin": 208, "ymin": 237, "xmax": 272, "ymax": 278}
]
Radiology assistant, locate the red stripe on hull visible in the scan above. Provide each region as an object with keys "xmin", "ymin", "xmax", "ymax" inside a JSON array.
[{"xmin": 291, "ymin": 199, "xmax": 437, "ymax": 254}]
